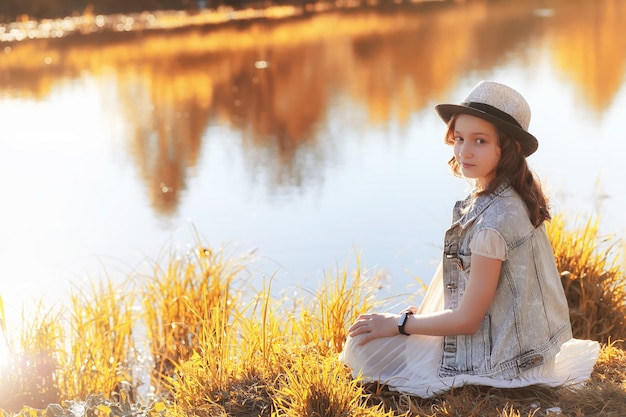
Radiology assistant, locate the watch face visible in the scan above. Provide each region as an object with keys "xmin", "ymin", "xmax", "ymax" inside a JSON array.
[{"xmin": 398, "ymin": 313, "xmax": 407, "ymax": 326}]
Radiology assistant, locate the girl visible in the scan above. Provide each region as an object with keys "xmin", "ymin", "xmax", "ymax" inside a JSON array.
[{"xmin": 340, "ymin": 81, "xmax": 600, "ymax": 397}]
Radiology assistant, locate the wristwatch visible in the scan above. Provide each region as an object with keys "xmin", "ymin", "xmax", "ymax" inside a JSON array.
[{"xmin": 397, "ymin": 310, "xmax": 414, "ymax": 336}]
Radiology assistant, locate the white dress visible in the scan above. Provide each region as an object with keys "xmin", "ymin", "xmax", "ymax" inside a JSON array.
[{"xmin": 339, "ymin": 229, "xmax": 601, "ymax": 398}]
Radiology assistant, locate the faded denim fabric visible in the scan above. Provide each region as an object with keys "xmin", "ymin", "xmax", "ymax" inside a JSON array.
[{"xmin": 439, "ymin": 182, "xmax": 572, "ymax": 379}]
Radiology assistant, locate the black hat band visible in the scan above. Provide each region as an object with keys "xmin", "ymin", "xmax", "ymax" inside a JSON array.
[{"xmin": 463, "ymin": 101, "xmax": 523, "ymax": 130}]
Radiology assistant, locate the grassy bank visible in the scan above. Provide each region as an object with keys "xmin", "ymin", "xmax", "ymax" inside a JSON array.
[{"xmin": 0, "ymin": 214, "xmax": 624, "ymax": 416}]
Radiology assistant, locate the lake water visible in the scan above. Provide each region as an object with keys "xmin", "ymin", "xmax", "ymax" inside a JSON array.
[{"xmin": 1, "ymin": 0, "xmax": 625, "ymax": 325}]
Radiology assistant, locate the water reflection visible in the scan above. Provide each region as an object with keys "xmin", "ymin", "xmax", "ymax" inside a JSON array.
[
  {"xmin": 0, "ymin": 0, "xmax": 626, "ymax": 215},
  {"xmin": 549, "ymin": 1, "xmax": 626, "ymax": 112},
  {"xmin": 1, "ymin": 0, "xmax": 625, "ymax": 314},
  {"xmin": 117, "ymin": 66, "xmax": 210, "ymax": 215},
  {"xmin": 1, "ymin": 1, "xmax": 625, "ymax": 216}
]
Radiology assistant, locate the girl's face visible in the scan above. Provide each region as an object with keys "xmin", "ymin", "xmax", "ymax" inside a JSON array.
[{"xmin": 453, "ymin": 114, "xmax": 501, "ymax": 189}]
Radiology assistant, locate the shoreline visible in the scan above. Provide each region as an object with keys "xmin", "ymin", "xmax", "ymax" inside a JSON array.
[{"xmin": 0, "ymin": 0, "xmax": 444, "ymax": 43}]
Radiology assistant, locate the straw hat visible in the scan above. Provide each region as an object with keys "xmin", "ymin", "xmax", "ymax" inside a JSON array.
[{"xmin": 435, "ymin": 81, "xmax": 538, "ymax": 156}]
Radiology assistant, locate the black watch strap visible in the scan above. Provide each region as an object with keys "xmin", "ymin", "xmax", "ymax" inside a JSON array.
[{"xmin": 398, "ymin": 310, "xmax": 414, "ymax": 336}]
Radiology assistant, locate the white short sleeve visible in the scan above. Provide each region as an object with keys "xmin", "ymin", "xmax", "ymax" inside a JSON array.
[{"xmin": 469, "ymin": 228, "xmax": 507, "ymax": 261}]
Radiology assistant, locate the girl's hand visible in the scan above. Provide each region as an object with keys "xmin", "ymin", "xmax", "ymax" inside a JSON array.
[
  {"xmin": 405, "ymin": 306, "xmax": 419, "ymax": 315},
  {"xmin": 347, "ymin": 313, "xmax": 400, "ymax": 346}
]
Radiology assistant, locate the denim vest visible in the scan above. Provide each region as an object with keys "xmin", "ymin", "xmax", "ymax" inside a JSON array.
[{"xmin": 439, "ymin": 182, "xmax": 572, "ymax": 379}]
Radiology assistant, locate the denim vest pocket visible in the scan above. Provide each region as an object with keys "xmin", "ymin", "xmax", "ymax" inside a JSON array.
[
  {"xmin": 442, "ymin": 314, "xmax": 492, "ymax": 375},
  {"xmin": 467, "ymin": 314, "xmax": 492, "ymax": 374},
  {"xmin": 475, "ymin": 314, "xmax": 493, "ymax": 370}
]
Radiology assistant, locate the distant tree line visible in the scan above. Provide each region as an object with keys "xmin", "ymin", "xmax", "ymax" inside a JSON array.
[{"xmin": 0, "ymin": 0, "xmax": 280, "ymax": 23}]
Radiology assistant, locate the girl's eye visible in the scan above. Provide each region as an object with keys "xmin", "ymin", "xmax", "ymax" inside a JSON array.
[
  {"xmin": 454, "ymin": 136, "xmax": 464, "ymax": 143},
  {"xmin": 476, "ymin": 138, "xmax": 485, "ymax": 144}
]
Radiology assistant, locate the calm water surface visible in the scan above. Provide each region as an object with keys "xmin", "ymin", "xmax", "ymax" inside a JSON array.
[{"xmin": 1, "ymin": 0, "xmax": 626, "ymax": 324}]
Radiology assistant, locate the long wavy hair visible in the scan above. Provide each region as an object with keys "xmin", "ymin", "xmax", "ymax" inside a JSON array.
[{"xmin": 444, "ymin": 114, "xmax": 550, "ymax": 228}]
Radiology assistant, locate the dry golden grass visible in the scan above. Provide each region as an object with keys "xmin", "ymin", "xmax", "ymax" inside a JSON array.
[
  {"xmin": 0, "ymin": 214, "xmax": 624, "ymax": 416},
  {"xmin": 272, "ymin": 353, "xmax": 395, "ymax": 417},
  {"xmin": 57, "ymin": 280, "xmax": 136, "ymax": 401},
  {"xmin": 139, "ymin": 237, "xmax": 245, "ymax": 392},
  {"xmin": 547, "ymin": 214, "xmax": 626, "ymax": 346},
  {"xmin": 295, "ymin": 258, "xmax": 380, "ymax": 357},
  {"xmin": 164, "ymin": 256, "xmax": 383, "ymax": 417}
]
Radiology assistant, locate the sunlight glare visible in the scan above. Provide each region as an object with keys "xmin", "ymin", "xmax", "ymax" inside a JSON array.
[
  {"xmin": 0, "ymin": 293, "xmax": 8, "ymax": 370},
  {"xmin": 0, "ymin": 338, "xmax": 8, "ymax": 370}
]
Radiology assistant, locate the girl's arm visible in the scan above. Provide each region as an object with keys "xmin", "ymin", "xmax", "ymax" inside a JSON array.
[{"xmin": 348, "ymin": 254, "xmax": 502, "ymax": 345}]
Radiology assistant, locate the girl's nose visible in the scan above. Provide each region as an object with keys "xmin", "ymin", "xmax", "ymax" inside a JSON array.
[{"xmin": 458, "ymin": 143, "xmax": 471, "ymax": 158}]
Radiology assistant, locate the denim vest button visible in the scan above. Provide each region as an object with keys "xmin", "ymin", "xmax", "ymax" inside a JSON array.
[
  {"xmin": 519, "ymin": 354, "xmax": 545, "ymax": 371},
  {"xmin": 446, "ymin": 283, "xmax": 457, "ymax": 289}
]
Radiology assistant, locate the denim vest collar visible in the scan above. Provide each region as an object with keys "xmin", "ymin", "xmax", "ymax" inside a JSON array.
[{"xmin": 453, "ymin": 181, "xmax": 512, "ymax": 229}]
